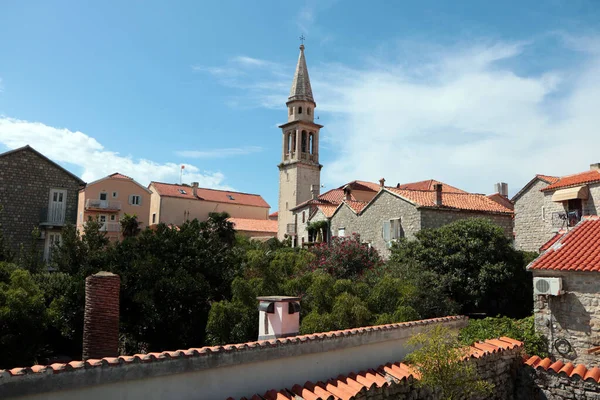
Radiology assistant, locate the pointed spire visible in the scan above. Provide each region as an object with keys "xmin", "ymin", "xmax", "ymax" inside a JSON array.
[{"xmin": 288, "ymin": 44, "xmax": 314, "ymax": 103}]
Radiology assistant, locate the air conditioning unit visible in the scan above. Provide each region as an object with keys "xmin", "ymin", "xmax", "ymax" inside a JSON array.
[{"xmin": 534, "ymin": 277, "xmax": 562, "ymax": 296}]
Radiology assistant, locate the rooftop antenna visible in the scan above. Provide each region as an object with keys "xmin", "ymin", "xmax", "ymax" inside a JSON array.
[{"xmin": 180, "ymin": 165, "xmax": 185, "ymax": 185}]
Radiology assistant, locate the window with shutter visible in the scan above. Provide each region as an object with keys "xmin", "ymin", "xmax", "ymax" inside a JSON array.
[{"xmin": 382, "ymin": 221, "xmax": 391, "ymax": 241}]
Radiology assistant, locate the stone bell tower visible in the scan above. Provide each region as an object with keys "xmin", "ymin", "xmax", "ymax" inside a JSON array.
[{"xmin": 277, "ymin": 43, "xmax": 323, "ymax": 241}]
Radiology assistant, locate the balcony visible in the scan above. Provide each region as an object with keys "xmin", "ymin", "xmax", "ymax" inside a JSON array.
[
  {"xmin": 99, "ymin": 222, "xmax": 121, "ymax": 232},
  {"xmin": 85, "ymin": 199, "xmax": 121, "ymax": 212},
  {"xmin": 286, "ymin": 223, "xmax": 296, "ymax": 235},
  {"xmin": 39, "ymin": 206, "xmax": 66, "ymax": 227},
  {"xmin": 552, "ymin": 210, "xmax": 581, "ymax": 229}
]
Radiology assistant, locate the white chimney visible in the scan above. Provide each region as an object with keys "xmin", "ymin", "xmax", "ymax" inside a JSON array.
[
  {"xmin": 191, "ymin": 182, "xmax": 199, "ymax": 197},
  {"xmin": 257, "ymin": 296, "xmax": 301, "ymax": 340}
]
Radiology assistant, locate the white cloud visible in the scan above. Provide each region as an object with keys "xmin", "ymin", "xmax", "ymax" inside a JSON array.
[
  {"xmin": 201, "ymin": 36, "xmax": 600, "ymax": 197},
  {"xmin": 0, "ymin": 117, "xmax": 232, "ymax": 189},
  {"xmin": 176, "ymin": 146, "xmax": 263, "ymax": 159}
]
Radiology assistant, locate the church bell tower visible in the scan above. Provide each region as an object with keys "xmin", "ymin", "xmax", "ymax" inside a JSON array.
[{"xmin": 277, "ymin": 43, "xmax": 323, "ymax": 241}]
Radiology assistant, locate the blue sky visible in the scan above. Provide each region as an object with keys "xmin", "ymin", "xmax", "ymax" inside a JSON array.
[{"xmin": 1, "ymin": 1, "xmax": 600, "ymax": 210}]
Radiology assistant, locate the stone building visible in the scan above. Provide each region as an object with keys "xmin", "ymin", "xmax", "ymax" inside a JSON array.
[
  {"xmin": 528, "ymin": 216, "xmax": 600, "ymax": 365},
  {"xmin": 513, "ymin": 165, "xmax": 600, "ymax": 252},
  {"xmin": 328, "ymin": 181, "xmax": 514, "ymax": 258},
  {"xmin": 77, "ymin": 173, "xmax": 152, "ymax": 241},
  {"xmin": 0, "ymin": 145, "xmax": 85, "ymax": 261},
  {"xmin": 277, "ymin": 44, "xmax": 323, "ymax": 241},
  {"xmin": 148, "ymin": 181, "xmax": 270, "ymax": 227}
]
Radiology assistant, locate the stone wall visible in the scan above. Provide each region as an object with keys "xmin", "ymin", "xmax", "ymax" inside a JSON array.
[
  {"xmin": 0, "ymin": 147, "xmax": 83, "ymax": 255},
  {"xmin": 514, "ymin": 179, "xmax": 549, "ymax": 252},
  {"xmin": 420, "ymin": 209, "xmax": 514, "ymax": 239},
  {"xmin": 329, "ymin": 191, "xmax": 421, "ymax": 259},
  {"xmin": 516, "ymin": 363, "xmax": 600, "ymax": 400},
  {"xmin": 533, "ymin": 270, "xmax": 600, "ymax": 365}
]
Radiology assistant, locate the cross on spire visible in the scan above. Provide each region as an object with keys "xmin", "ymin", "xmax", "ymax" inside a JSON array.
[{"xmin": 299, "ymin": 34, "xmax": 305, "ymax": 45}]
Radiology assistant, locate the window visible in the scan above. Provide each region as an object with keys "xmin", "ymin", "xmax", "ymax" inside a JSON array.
[
  {"xmin": 152, "ymin": 213, "xmax": 156, "ymax": 224},
  {"xmin": 112, "ymin": 191, "xmax": 118, "ymax": 198},
  {"xmin": 307, "ymin": 107, "xmax": 311, "ymax": 115},
  {"xmin": 383, "ymin": 218, "xmax": 403, "ymax": 247},
  {"xmin": 99, "ymin": 192, "xmax": 108, "ymax": 201},
  {"xmin": 227, "ymin": 195, "xmax": 235, "ymax": 200},
  {"xmin": 178, "ymin": 189, "xmax": 187, "ymax": 194},
  {"xmin": 301, "ymin": 131, "xmax": 307, "ymax": 153},
  {"xmin": 541, "ymin": 206, "xmax": 546, "ymax": 221},
  {"xmin": 45, "ymin": 232, "xmax": 61, "ymax": 262},
  {"xmin": 298, "ymin": 106, "xmax": 303, "ymax": 114},
  {"xmin": 110, "ymin": 215, "xmax": 116, "ymax": 221},
  {"xmin": 289, "ymin": 107, "xmax": 292, "ymax": 115},
  {"xmin": 99, "ymin": 215, "xmax": 107, "ymax": 223},
  {"xmin": 302, "ymin": 211, "xmax": 305, "ymax": 223},
  {"xmin": 130, "ymin": 195, "xmax": 141, "ymax": 205},
  {"xmin": 338, "ymin": 227, "xmax": 345, "ymax": 237}
]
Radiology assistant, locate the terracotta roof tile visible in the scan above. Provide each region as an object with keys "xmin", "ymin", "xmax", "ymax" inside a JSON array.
[
  {"xmin": 396, "ymin": 180, "xmax": 467, "ymax": 193},
  {"xmin": 487, "ymin": 193, "xmax": 514, "ymax": 210},
  {"xmin": 109, "ymin": 172, "xmax": 133, "ymax": 180},
  {"xmin": 528, "ymin": 217, "xmax": 600, "ymax": 272},
  {"xmin": 317, "ymin": 204, "xmax": 338, "ymax": 218},
  {"xmin": 539, "ymin": 230, "xmax": 566, "ymax": 253},
  {"xmin": 229, "ymin": 218, "xmax": 278, "ymax": 234},
  {"xmin": 230, "ymin": 336, "xmax": 522, "ymax": 399},
  {"xmin": 269, "ymin": 211, "xmax": 278, "ymax": 218},
  {"xmin": 344, "ymin": 200, "xmax": 368, "ymax": 214},
  {"xmin": 536, "ymin": 174, "xmax": 560, "ymax": 184},
  {"xmin": 525, "ymin": 356, "xmax": 600, "ymax": 383},
  {"xmin": 338, "ymin": 180, "xmax": 381, "ymax": 192},
  {"xmin": 150, "ymin": 182, "xmax": 270, "ymax": 208},
  {"xmin": 541, "ymin": 170, "xmax": 600, "ymax": 191},
  {"xmin": 386, "ymin": 188, "xmax": 513, "ymax": 214}
]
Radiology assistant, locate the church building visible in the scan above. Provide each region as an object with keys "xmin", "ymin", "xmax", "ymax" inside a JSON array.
[{"xmin": 277, "ymin": 44, "xmax": 323, "ymax": 242}]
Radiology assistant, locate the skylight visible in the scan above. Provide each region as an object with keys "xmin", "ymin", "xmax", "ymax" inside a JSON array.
[
  {"xmin": 179, "ymin": 189, "xmax": 187, "ymax": 194},
  {"xmin": 227, "ymin": 195, "xmax": 235, "ymax": 200}
]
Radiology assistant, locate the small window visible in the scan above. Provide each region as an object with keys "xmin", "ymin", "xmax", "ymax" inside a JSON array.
[
  {"xmin": 307, "ymin": 107, "xmax": 311, "ymax": 115},
  {"xmin": 99, "ymin": 215, "xmax": 107, "ymax": 223},
  {"xmin": 302, "ymin": 211, "xmax": 305, "ymax": 223},
  {"xmin": 152, "ymin": 213, "xmax": 156, "ymax": 224},
  {"xmin": 130, "ymin": 195, "xmax": 141, "ymax": 205},
  {"xmin": 227, "ymin": 195, "xmax": 235, "ymax": 200},
  {"xmin": 541, "ymin": 206, "xmax": 545, "ymax": 221},
  {"xmin": 338, "ymin": 227, "xmax": 345, "ymax": 237},
  {"xmin": 289, "ymin": 107, "xmax": 292, "ymax": 115},
  {"xmin": 286, "ymin": 202, "xmax": 288, "ymax": 210},
  {"xmin": 99, "ymin": 192, "xmax": 108, "ymax": 201},
  {"xmin": 178, "ymin": 189, "xmax": 187, "ymax": 194},
  {"xmin": 298, "ymin": 106, "xmax": 303, "ymax": 114},
  {"xmin": 112, "ymin": 192, "xmax": 118, "ymax": 198},
  {"xmin": 110, "ymin": 215, "xmax": 116, "ymax": 221}
]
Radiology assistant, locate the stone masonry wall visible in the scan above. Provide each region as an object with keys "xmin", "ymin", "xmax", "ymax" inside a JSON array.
[
  {"xmin": 329, "ymin": 191, "xmax": 421, "ymax": 259},
  {"xmin": 533, "ymin": 270, "xmax": 600, "ymax": 365},
  {"xmin": 516, "ymin": 364, "xmax": 600, "ymax": 400},
  {"xmin": 420, "ymin": 209, "xmax": 514, "ymax": 239},
  {"xmin": 514, "ymin": 179, "xmax": 550, "ymax": 252},
  {"xmin": 0, "ymin": 148, "xmax": 82, "ymax": 254}
]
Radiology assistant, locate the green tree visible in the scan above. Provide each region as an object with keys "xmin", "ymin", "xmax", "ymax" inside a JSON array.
[
  {"xmin": 16, "ymin": 228, "xmax": 44, "ymax": 274},
  {"xmin": 120, "ymin": 213, "xmax": 141, "ymax": 238},
  {"xmin": 0, "ymin": 263, "xmax": 47, "ymax": 368},
  {"xmin": 0, "ymin": 205, "xmax": 14, "ymax": 262},
  {"xmin": 406, "ymin": 326, "xmax": 493, "ymax": 400},
  {"xmin": 390, "ymin": 218, "xmax": 532, "ymax": 318}
]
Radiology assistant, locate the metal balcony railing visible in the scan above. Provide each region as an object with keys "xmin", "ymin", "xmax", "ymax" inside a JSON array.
[
  {"xmin": 99, "ymin": 222, "xmax": 121, "ymax": 232},
  {"xmin": 85, "ymin": 199, "xmax": 121, "ymax": 211},
  {"xmin": 39, "ymin": 206, "xmax": 66, "ymax": 226},
  {"xmin": 552, "ymin": 210, "xmax": 581, "ymax": 229}
]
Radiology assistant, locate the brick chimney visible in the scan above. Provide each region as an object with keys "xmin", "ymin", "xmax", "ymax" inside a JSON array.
[
  {"xmin": 257, "ymin": 296, "xmax": 301, "ymax": 340},
  {"xmin": 379, "ymin": 178, "xmax": 386, "ymax": 187},
  {"xmin": 434, "ymin": 183, "xmax": 443, "ymax": 206},
  {"xmin": 591, "ymin": 163, "xmax": 600, "ymax": 171},
  {"xmin": 191, "ymin": 181, "xmax": 199, "ymax": 197},
  {"xmin": 83, "ymin": 271, "xmax": 120, "ymax": 360}
]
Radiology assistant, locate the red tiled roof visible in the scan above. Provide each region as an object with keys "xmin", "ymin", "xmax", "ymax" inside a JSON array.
[
  {"xmin": 487, "ymin": 193, "xmax": 514, "ymax": 211},
  {"xmin": 539, "ymin": 230, "xmax": 566, "ymax": 252},
  {"xmin": 536, "ymin": 174, "xmax": 560, "ymax": 185},
  {"xmin": 0, "ymin": 316, "xmax": 466, "ymax": 379},
  {"xmin": 397, "ymin": 180, "xmax": 467, "ymax": 194},
  {"xmin": 108, "ymin": 172, "xmax": 133, "ymax": 180},
  {"xmin": 232, "ymin": 336, "xmax": 522, "ymax": 400},
  {"xmin": 344, "ymin": 200, "xmax": 368, "ymax": 214},
  {"xmin": 525, "ymin": 355, "xmax": 600, "ymax": 383},
  {"xmin": 386, "ymin": 188, "xmax": 513, "ymax": 214},
  {"xmin": 229, "ymin": 218, "xmax": 278, "ymax": 234},
  {"xmin": 528, "ymin": 217, "xmax": 600, "ymax": 272},
  {"xmin": 541, "ymin": 170, "xmax": 600, "ymax": 192},
  {"xmin": 317, "ymin": 204, "xmax": 338, "ymax": 218},
  {"xmin": 319, "ymin": 189, "xmax": 355, "ymax": 204},
  {"xmin": 150, "ymin": 182, "xmax": 270, "ymax": 208},
  {"xmin": 338, "ymin": 180, "xmax": 381, "ymax": 192},
  {"xmin": 269, "ymin": 212, "xmax": 278, "ymax": 218}
]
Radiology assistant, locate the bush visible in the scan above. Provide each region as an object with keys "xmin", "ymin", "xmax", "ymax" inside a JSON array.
[
  {"xmin": 309, "ymin": 234, "xmax": 381, "ymax": 280},
  {"xmin": 459, "ymin": 316, "xmax": 548, "ymax": 357}
]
